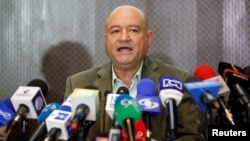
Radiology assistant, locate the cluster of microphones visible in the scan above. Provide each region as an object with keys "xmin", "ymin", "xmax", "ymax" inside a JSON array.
[{"xmin": 0, "ymin": 61, "xmax": 250, "ymax": 141}]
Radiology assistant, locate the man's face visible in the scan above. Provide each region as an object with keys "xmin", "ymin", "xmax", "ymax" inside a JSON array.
[{"xmin": 104, "ymin": 7, "xmax": 152, "ymax": 69}]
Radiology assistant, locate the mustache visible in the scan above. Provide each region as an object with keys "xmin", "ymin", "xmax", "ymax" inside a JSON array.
[{"xmin": 118, "ymin": 42, "xmax": 132, "ymax": 47}]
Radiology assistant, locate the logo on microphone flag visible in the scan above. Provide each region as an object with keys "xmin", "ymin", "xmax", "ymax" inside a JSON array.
[
  {"xmin": 137, "ymin": 96, "xmax": 160, "ymax": 115},
  {"xmin": 184, "ymin": 80, "xmax": 220, "ymax": 112}
]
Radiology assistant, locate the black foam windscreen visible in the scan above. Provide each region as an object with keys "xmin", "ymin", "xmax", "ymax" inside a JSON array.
[
  {"xmin": 27, "ymin": 79, "xmax": 48, "ymax": 97},
  {"xmin": 116, "ymin": 86, "xmax": 129, "ymax": 94}
]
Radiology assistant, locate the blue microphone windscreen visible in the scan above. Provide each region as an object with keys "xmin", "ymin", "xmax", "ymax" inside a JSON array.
[
  {"xmin": 2, "ymin": 97, "xmax": 15, "ymax": 111},
  {"xmin": 0, "ymin": 102, "xmax": 16, "ymax": 126},
  {"xmin": 37, "ymin": 102, "xmax": 60, "ymax": 124},
  {"xmin": 137, "ymin": 78, "xmax": 155, "ymax": 96},
  {"xmin": 136, "ymin": 78, "xmax": 160, "ymax": 116}
]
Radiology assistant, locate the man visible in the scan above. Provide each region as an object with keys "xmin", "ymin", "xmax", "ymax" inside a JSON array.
[{"xmin": 65, "ymin": 5, "xmax": 205, "ymax": 141}]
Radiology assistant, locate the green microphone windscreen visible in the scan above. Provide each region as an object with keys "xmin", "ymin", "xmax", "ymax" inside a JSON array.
[{"xmin": 114, "ymin": 95, "xmax": 142, "ymax": 126}]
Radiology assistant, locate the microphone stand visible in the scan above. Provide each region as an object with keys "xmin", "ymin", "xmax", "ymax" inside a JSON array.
[
  {"xmin": 143, "ymin": 114, "xmax": 152, "ymax": 141},
  {"xmin": 165, "ymin": 99, "xmax": 177, "ymax": 141},
  {"xmin": 202, "ymin": 92, "xmax": 220, "ymax": 125},
  {"xmin": 124, "ymin": 118, "xmax": 135, "ymax": 141},
  {"xmin": 4, "ymin": 123, "xmax": 14, "ymax": 141},
  {"xmin": 201, "ymin": 91, "xmax": 220, "ymax": 140},
  {"xmin": 4, "ymin": 115, "xmax": 28, "ymax": 141},
  {"xmin": 242, "ymin": 103, "xmax": 250, "ymax": 124},
  {"xmin": 21, "ymin": 119, "xmax": 28, "ymax": 141},
  {"xmin": 217, "ymin": 97, "xmax": 235, "ymax": 125}
]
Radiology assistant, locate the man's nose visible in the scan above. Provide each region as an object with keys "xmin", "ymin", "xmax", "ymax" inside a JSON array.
[{"xmin": 119, "ymin": 29, "xmax": 131, "ymax": 41}]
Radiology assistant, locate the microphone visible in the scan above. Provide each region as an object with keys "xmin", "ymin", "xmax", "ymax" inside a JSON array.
[
  {"xmin": 121, "ymin": 120, "xmax": 147, "ymax": 141},
  {"xmin": 2, "ymin": 97, "xmax": 15, "ymax": 112},
  {"xmin": 70, "ymin": 88, "xmax": 100, "ymax": 122},
  {"xmin": 10, "ymin": 79, "xmax": 48, "ymax": 123},
  {"xmin": 218, "ymin": 61, "xmax": 248, "ymax": 78},
  {"xmin": 106, "ymin": 87, "xmax": 129, "ymax": 141},
  {"xmin": 194, "ymin": 64, "xmax": 231, "ymax": 103},
  {"xmin": 70, "ymin": 88, "xmax": 100, "ymax": 140},
  {"xmin": 44, "ymin": 109, "xmax": 72, "ymax": 141},
  {"xmin": 243, "ymin": 65, "xmax": 250, "ymax": 77},
  {"xmin": 116, "ymin": 86, "xmax": 130, "ymax": 94},
  {"xmin": 136, "ymin": 78, "xmax": 160, "ymax": 141},
  {"xmin": 26, "ymin": 79, "xmax": 48, "ymax": 96},
  {"xmin": 243, "ymin": 65, "xmax": 250, "ymax": 87},
  {"xmin": 218, "ymin": 61, "xmax": 250, "ymax": 124},
  {"xmin": 114, "ymin": 95, "xmax": 142, "ymax": 141},
  {"xmin": 0, "ymin": 97, "xmax": 16, "ymax": 127},
  {"xmin": 105, "ymin": 89, "xmax": 129, "ymax": 120},
  {"xmin": 194, "ymin": 63, "xmax": 236, "ymax": 125},
  {"xmin": 44, "ymin": 97, "xmax": 72, "ymax": 141},
  {"xmin": 218, "ymin": 62, "xmax": 250, "ymax": 104},
  {"xmin": 37, "ymin": 102, "xmax": 61, "ymax": 125},
  {"xmin": 184, "ymin": 80, "xmax": 224, "ymax": 127},
  {"xmin": 184, "ymin": 81, "xmax": 221, "ymax": 112},
  {"xmin": 70, "ymin": 104, "xmax": 90, "ymax": 131},
  {"xmin": 29, "ymin": 102, "xmax": 60, "ymax": 141},
  {"xmin": 158, "ymin": 75, "xmax": 184, "ymax": 140},
  {"xmin": 6, "ymin": 79, "xmax": 48, "ymax": 141}
]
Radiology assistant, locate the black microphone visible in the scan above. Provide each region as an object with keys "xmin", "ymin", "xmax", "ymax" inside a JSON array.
[
  {"xmin": 107, "ymin": 87, "xmax": 129, "ymax": 141},
  {"xmin": 71, "ymin": 104, "xmax": 90, "ymax": 131},
  {"xmin": 243, "ymin": 65, "xmax": 250, "ymax": 87},
  {"xmin": 44, "ymin": 127, "xmax": 62, "ymax": 141},
  {"xmin": 243, "ymin": 65, "xmax": 250, "ymax": 76},
  {"xmin": 218, "ymin": 62, "xmax": 250, "ymax": 104},
  {"xmin": 194, "ymin": 64, "xmax": 234, "ymax": 125},
  {"xmin": 26, "ymin": 79, "xmax": 48, "ymax": 97},
  {"xmin": 218, "ymin": 62, "xmax": 250, "ymax": 124},
  {"xmin": 113, "ymin": 86, "xmax": 129, "ymax": 127},
  {"xmin": 158, "ymin": 76, "xmax": 184, "ymax": 141},
  {"xmin": 116, "ymin": 86, "xmax": 129, "ymax": 94},
  {"xmin": 29, "ymin": 102, "xmax": 60, "ymax": 141},
  {"xmin": 136, "ymin": 78, "xmax": 161, "ymax": 141},
  {"xmin": 70, "ymin": 87, "xmax": 100, "ymax": 141},
  {"xmin": 6, "ymin": 79, "xmax": 48, "ymax": 141}
]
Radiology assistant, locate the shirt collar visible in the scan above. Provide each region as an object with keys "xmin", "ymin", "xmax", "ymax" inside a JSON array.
[{"xmin": 112, "ymin": 62, "xmax": 143, "ymax": 94}]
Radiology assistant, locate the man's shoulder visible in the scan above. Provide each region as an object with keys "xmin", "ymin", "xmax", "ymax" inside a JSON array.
[
  {"xmin": 69, "ymin": 62, "xmax": 110, "ymax": 79},
  {"xmin": 147, "ymin": 56, "xmax": 191, "ymax": 76}
]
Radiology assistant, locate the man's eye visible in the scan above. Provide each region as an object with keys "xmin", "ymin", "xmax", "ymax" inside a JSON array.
[
  {"xmin": 111, "ymin": 30, "xmax": 120, "ymax": 34},
  {"xmin": 129, "ymin": 29, "xmax": 139, "ymax": 33}
]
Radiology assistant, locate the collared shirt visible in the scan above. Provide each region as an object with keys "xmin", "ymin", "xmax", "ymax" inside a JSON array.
[{"xmin": 112, "ymin": 62, "xmax": 143, "ymax": 98}]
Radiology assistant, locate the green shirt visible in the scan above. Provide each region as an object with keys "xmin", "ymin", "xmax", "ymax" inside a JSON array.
[{"xmin": 112, "ymin": 62, "xmax": 143, "ymax": 97}]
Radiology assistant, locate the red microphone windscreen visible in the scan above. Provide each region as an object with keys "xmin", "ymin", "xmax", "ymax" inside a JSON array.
[
  {"xmin": 121, "ymin": 120, "xmax": 146, "ymax": 141},
  {"xmin": 194, "ymin": 64, "xmax": 217, "ymax": 80}
]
